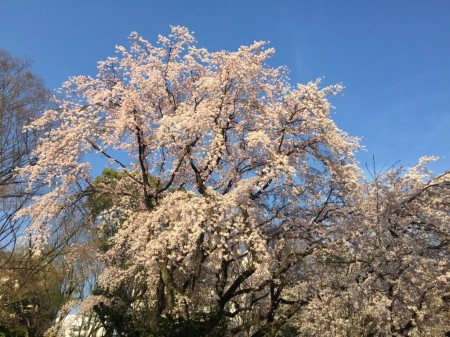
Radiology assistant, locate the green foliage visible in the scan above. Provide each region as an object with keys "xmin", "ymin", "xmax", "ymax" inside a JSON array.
[
  {"xmin": 86, "ymin": 168, "xmax": 183, "ymax": 252},
  {"xmin": 85, "ymin": 169, "xmax": 133, "ymax": 251},
  {"xmin": 0, "ymin": 252, "xmax": 66, "ymax": 337},
  {"xmin": 85, "ymin": 168, "xmax": 126, "ymax": 220},
  {"xmin": 0, "ymin": 309, "xmax": 27, "ymax": 337},
  {"xmin": 148, "ymin": 313, "xmax": 227, "ymax": 337},
  {"xmin": 0, "ymin": 325, "xmax": 28, "ymax": 337},
  {"xmin": 276, "ymin": 325, "xmax": 299, "ymax": 337},
  {"xmin": 86, "ymin": 168, "xmax": 165, "ymax": 220},
  {"xmin": 91, "ymin": 286, "xmax": 227, "ymax": 337},
  {"xmin": 93, "ymin": 301, "xmax": 138, "ymax": 337}
]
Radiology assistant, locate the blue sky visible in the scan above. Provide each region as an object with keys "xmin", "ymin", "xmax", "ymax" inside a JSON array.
[{"xmin": 1, "ymin": 0, "xmax": 449, "ymax": 175}]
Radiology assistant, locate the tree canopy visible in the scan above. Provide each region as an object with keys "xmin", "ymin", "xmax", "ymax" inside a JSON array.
[{"xmin": 14, "ymin": 27, "xmax": 450, "ymax": 337}]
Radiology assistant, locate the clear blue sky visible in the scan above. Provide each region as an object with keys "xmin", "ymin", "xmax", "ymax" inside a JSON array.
[{"xmin": 1, "ymin": 0, "xmax": 449, "ymax": 175}]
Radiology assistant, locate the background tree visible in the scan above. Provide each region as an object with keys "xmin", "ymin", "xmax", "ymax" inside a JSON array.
[
  {"xmin": 295, "ymin": 159, "xmax": 450, "ymax": 336},
  {"xmin": 0, "ymin": 49, "xmax": 49, "ymax": 255},
  {"xmin": 0, "ymin": 50, "xmax": 87, "ymax": 337},
  {"xmin": 0, "ymin": 250, "xmax": 67, "ymax": 337}
]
